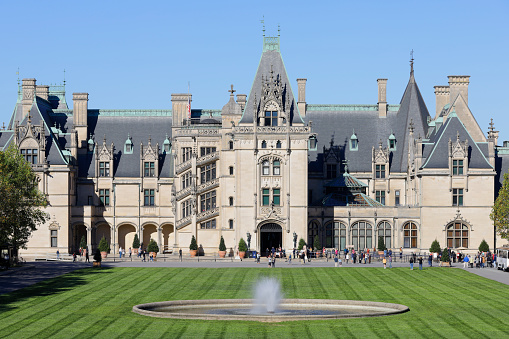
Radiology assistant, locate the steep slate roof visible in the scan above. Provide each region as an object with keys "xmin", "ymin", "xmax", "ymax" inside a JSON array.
[
  {"xmin": 422, "ymin": 112, "xmax": 492, "ymax": 169},
  {"xmin": 240, "ymin": 37, "xmax": 303, "ymax": 125}
]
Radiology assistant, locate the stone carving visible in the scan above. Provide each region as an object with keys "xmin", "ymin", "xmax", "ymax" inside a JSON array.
[
  {"xmin": 196, "ymin": 151, "xmax": 219, "ymax": 166},
  {"xmin": 176, "ymin": 215, "xmax": 192, "ymax": 229},
  {"xmin": 175, "ymin": 159, "xmax": 192, "ymax": 175},
  {"xmin": 197, "ymin": 178, "xmax": 219, "ymax": 195},
  {"xmin": 197, "ymin": 207, "xmax": 219, "ymax": 223}
]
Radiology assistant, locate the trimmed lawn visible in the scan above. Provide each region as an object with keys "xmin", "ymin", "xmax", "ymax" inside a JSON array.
[{"xmin": 1, "ymin": 267, "xmax": 508, "ymax": 338}]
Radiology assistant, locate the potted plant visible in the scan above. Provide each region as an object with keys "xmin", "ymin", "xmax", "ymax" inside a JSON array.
[
  {"xmin": 218, "ymin": 236, "xmax": 227, "ymax": 258},
  {"xmin": 93, "ymin": 249, "xmax": 102, "ymax": 267},
  {"xmin": 147, "ymin": 239, "xmax": 159, "ymax": 259},
  {"xmin": 98, "ymin": 236, "xmax": 110, "ymax": 258},
  {"xmin": 441, "ymin": 248, "xmax": 451, "ymax": 267},
  {"xmin": 298, "ymin": 238, "xmax": 306, "ymax": 251},
  {"xmin": 238, "ymin": 238, "xmax": 247, "ymax": 259},
  {"xmin": 479, "ymin": 239, "xmax": 489, "ymax": 253},
  {"xmin": 132, "ymin": 234, "xmax": 140, "ymax": 254},
  {"xmin": 313, "ymin": 235, "xmax": 321, "ymax": 257},
  {"xmin": 377, "ymin": 236, "xmax": 387, "ymax": 256},
  {"xmin": 189, "ymin": 235, "xmax": 198, "ymax": 257},
  {"xmin": 80, "ymin": 235, "xmax": 87, "ymax": 257},
  {"xmin": 429, "ymin": 239, "xmax": 441, "ymax": 262}
]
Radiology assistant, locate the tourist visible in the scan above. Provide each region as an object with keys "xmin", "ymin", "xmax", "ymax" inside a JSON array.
[
  {"xmin": 418, "ymin": 256, "xmax": 423, "ymax": 270},
  {"xmin": 400, "ymin": 247, "xmax": 403, "ymax": 259},
  {"xmin": 383, "ymin": 256, "xmax": 387, "ymax": 269},
  {"xmin": 142, "ymin": 250, "xmax": 146, "ymax": 262},
  {"xmin": 346, "ymin": 252, "xmax": 349, "ymax": 264},
  {"xmin": 56, "ymin": 250, "xmax": 60, "ymax": 260},
  {"xmin": 334, "ymin": 255, "xmax": 338, "ymax": 267},
  {"xmin": 463, "ymin": 255, "xmax": 469, "ymax": 268},
  {"xmin": 368, "ymin": 253, "xmax": 371, "ymax": 264},
  {"xmin": 257, "ymin": 252, "xmax": 261, "ymax": 264},
  {"xmin": 73, "ymin": 252, "xmax": 76, "ymax": 262},
  {"xmin": 179, "ymin": 248, "xmax": 182, "ymax": 261},
  {"xmin": 129, "ymin": 247, "xmax": 132, "ymax": 258},
  {"xmin": 409, "ymin": 256, "xmax": 414, "ymax": 270},
  {"xmin": 272, "ymin": 255, "xmax": 276, "ymax": 268},
  {"xmin": 85, "ymin": 250, "xmax": 89, "ymax": 263},
  {"xmin": 288, "ymin": 254, "xmax": 292, "ymax": 264},
  {"xmin": 428, "ymin": 254, "xmax": 433, "ymax": 267},
  {"xmin": 388, "ymin": 255, "xmax": 392, "ymax": 268},
  {"xmin": 119, "ymin": 247, "xmax": 122, "ymax": 259},
  {"xmin": 338, "ymin": 257, "xmax": 342, "ymax": 267},
  {"xmin": 268, "ymin": 256, "xmax": 272, "ymax": 267}
]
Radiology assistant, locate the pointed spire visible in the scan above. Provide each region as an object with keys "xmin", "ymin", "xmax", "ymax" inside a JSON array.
[
  {"xmin": 228, "ymin": 84, "xmax": 236, "ymax": 98},
  {"xmin": 489, "ymin": 118, "xmax": 495, "ymax": 132},
  {"xmin": 409, "ymin": 49, "xmax": 415, "ymax": 83},
  {"xmin": 261, "ymin": 16, "xmax": 265, "ymax": 37}
]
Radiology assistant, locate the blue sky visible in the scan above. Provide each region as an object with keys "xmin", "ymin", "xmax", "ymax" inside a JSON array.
[{"xmin": 1, "ymin": 1, "xmax": 508, "ymax": 141}]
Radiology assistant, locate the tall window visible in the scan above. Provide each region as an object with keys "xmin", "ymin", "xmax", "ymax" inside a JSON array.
[
  {"xmin": 262, "ymin": 161, "xmax": 270, "ymax": 175},
  {"xmin": 181, "ymin": 147, "xmax": 192, "ymax": 162},
  {"xmin": 144, "ymin": 189, "xmax": 155, "ymax": 206},
  {"xmin": 264, "ymin": 111, "xmax": 277, "ymax": 126},
  {"xmin": 261, "ymin": 141, "xmax": 267, "ymax": 148},
  {"xmin": 351, "ymin": 221, "xmax": 373, "ymax": 250},
  {"xmin": 21, "ymin": 149, "xmax": 38, "ymax": 164},
  {"xmin": 326, "ymin": 221, "xmax": 347, "ymax": 249},
  {"xmin": 276, "ymin": 140, "xmax": 282, "ymax": 148},
  {"xmin": 200, "ymin": 190, "xmax": 216, "ymax": 212},
  {"xmin": 308, "ymin": 221, "xmax": 319, "ymax": 247},
  {"xmin": 200, "ymin": 162, "xmax": 216, "ymax": 184},
  {"xmin": 273, "ymin": 189, "xmax": 280, "ymax": 206},
  {"xmin": 144, "ymin": 162, "xmax": 155, "ymax": 177},
  {"xmin": 229, "ymin": 197, "xmax": 234, "ymax": 206},
  {"xmin": 376, "ymin": 164, "xmax": 386, "ymax": 179},
  {"xmin": 182, "ymin": 199, "xmax": 191, "ymax": 218},
  {"xmin": 376, "ymin": 191, "xmax": 386, "ymax": 205},
  {"xmin": 99, "ymin": 189, "xmax": 110, "ymax": 206},
  {"xmin": 453, "ymin": 188, "xmax": 464, "ymax": 206},
  {"xmin": 229, "ymin": 166, "xmax": 234, "ymax": 175},
  {"xmin": 50, "ymin": 230, "xmax": 57, "ymax": 247},
  {"xmin": 403, "ymin": 222, "xmax": 418, "ymax": 248},
  {"xmin": 377, "ymin": 221, "xmax": 391, "ymax": 249},
  {"xmin": 200, "ymin": 147, "xmax": 216, "ymax": 156},
  {"xmin": 229, "ymin": 219, "xmax": 234, "ymax": 229},
  {"xmin": 181, "ymin": 171, "xmax": 192, "ymax": 189},
  {"xmin": 326, "ymin": 164, "xmax": 337, "ymax": 179},
  {"xmin": 200, "ymin": 219, "xmax": 216, "ymax": 229},
  {"xmin": 99, "ymin": 161, "xmax": 110, "ymax": 177},
  {"xmin": 395, "ymin": 190, "xmax": 400, "ymax": 206},
  {"xmin": 447, "ymin": 222, "xmax": 468, "ymax": 248},
  {"xmin": 453, "ymin": 160, "xmax": 464, "ymax": 175},
  {"xmin": 273, "ymin": 160, "xmax": 281, "ymax": 175},
  {"xmin": 262, "ymin": 189, "xmax": 270, "ymax": 206},
  {"xmin": 229, "ymin": 141, "xmax": 233, "ymax": 150}
]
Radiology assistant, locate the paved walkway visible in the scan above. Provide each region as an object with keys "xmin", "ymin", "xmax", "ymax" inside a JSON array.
[{"xmin": 1, "ymin": 258, "xmax": 509, "ymax": 295}]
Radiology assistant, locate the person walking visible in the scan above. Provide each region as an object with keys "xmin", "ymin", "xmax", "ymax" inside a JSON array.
[
  {"xmin": 463, "ymin": 255, "xmax": 469, "ymax": 268},
  {"xmin": 85, "ymin": 250, "xmax": 90, "ymax": 262},
  {"xmin": 179, "ymin": 248, "xmax": 182, "ymax": 261},
  {"xmin": 383, "ymin": 256, "xmax": 387, "ymax": 269},
  {"xmin": 409, "ymin": 256, "xmax": 414, "ymax": 270},
  {"xmin": 389, "ymin": 255, "xmax": 392, "ymax": 268},
  {"xmin": 418, "ymin": 256, "xmax": 423, "ymax": 270},
  {"xmin": 334, "ymin": 255, "xmax": 339, "ymax": 267},
  {"xmin": 268, "ymin": 256, "xmax": 272, "ymax": 267},
  {"xmin": 288, "ymin": 254, "xmax": 292, "ymax": 265},
  {"xmin": 56, "ymin": 250, "xmax": 60, "ymax": 260},
  {"xmin": 400, "ymin": 247, "xmax": 403, "ymax": 260},
  {"xmin": 346, "ymin": 253, "xmax": 349, "ymax": 264},
  {"xmin": 129, "ymin": 247, "xmax": 132, "ymax": 259}
]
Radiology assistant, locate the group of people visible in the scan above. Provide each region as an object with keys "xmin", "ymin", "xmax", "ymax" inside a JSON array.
[
  {"xmin": 118, "ymin": 247, "xmax": 133, "ymax": 259},
  {"xmin": 462, "ymin": 252, "xmax": 494, "ymax": 268}
]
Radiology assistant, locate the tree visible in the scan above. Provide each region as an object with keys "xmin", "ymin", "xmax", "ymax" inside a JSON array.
[
  {"xmin": 377, "ymin": 236, "xmax": 386, "ymax": 251},
  {"xmin": 491, "ymin": 172, "xmax": 509, "ymax": 239},
  {"xmin": 147, "ymin": 239, "xmax": 159, "ymax": 253},
  {"xmin": 219, "ymin": 236, "xmax": 226, "ymax": 251},
  {"xmin": 313, "ymin": 235, "xmax": 321, "ymax": 251},
  {"xmin": 0, "ymin": 144, "xmax": 49, "ymax": 250},
  {"xmin": 189, "ymin": 235, "xmax": 198, "ymax": 250},
  {"xmin": 132, "ymin": 234, "xmax": 140, "ymax": 249},
  {"xmin": 479, "ymin": 239, "xmax": 490, "ymax": 252},
  {"xmin": 79, "ymin": 236, "xmax": 87, "ymax": 250},
  {"xmin": 238, "ymin": 238, "xmax": 247, "ymax": 252},
  {"xmin": 98, "ymin": 236, "xmax": 110, "ymax": 252},
  {"xmin": 441, "ymin": 249, "xmax": 450, "ymax": 262},
  {"xmin": 429, "ymin": 239, "xmax": 441, "ymax": 253},
  {"xmin": 298, "ymin": 238, "xmax": 306, "ymax": 251}
]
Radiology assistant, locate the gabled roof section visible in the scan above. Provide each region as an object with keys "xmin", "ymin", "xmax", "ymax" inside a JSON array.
[{"xmin": 239, "ymin": 36, "xmax": 303, "ymax": 125}]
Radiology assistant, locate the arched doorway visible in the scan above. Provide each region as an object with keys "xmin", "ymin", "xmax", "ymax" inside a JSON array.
[
  {"xmin": 161, "ymin": 224, "xmax": 174, "ymax": 253},
  {"xmin": 259, "ymin": 223, "xmax": 282, "ymax": 256},
  {"xmin": 118, "ymin": 224, "xmax": 136, "ymax": 251},
  {"xmin": 73, "ymin": 224, "xmax": 87, "ymax": 253},
  {"xmin": 95, "ymin": 223, "xmax": 111, "ymax": 252},
  {"xmin": 143, "ymin": 224, "xmax": 157, "ymax": 250}
]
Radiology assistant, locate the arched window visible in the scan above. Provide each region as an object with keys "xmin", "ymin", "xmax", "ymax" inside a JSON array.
[
  {"xmin": 377, "ymin": 221, "xmax": 391, "ymax": 249},
  {"xmin": 403, "ymin": 222, "xmax": 418, "ymax": 248},
  {"xmin": 276, "ymin": 140, "xmax": 282, "ymax": 148},
  {"xmin": 229, "ymin": 140, "xmax": 233, "ymax": 150},
  {"xmin": 308, "ymin": 221, "xmax": 319, "ymax": 247},
  {"xmin": 261, "ymin": 140, "xmax": 267, "ymax": 148},
  {"xmin": 351, "ymin": 221, "xmax": 373, "ymax": 250},
  {"xmin": 229, "ymin": 196, "xmax": 233, "ymax": 206},
  {"xmin": 325, "ymin": 221, "xmax": 347, "ymax": 249},
  {"xmin": 447, "ymin": 222, "xmax": 469, "ymax": 248},
  {"xmin": 262, "ymin": 161, "xmax": 270, "ymax": 175},
  {"xmin": 273, "ymin": 160, "xmax": 280, "ymax": 175}
]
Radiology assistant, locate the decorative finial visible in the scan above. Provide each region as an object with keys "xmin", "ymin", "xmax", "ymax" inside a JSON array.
[
  {"xmin": 228, "ymin": 84, "xmax": 236, "ymax": 97},
  {"xmin": 379, "ymin": 140, "xmax": 383, "ymax": 149},
  {"xmin": 456, "ymin": 131, "xmax": 460, "ymax": 141},
  {"xmin": 16, "ymin": 67, "xmax": 20, "ymax": 86},
  {"xmin": 27, "ymin": 113, "xmax": 32, "ymax": 123},
  {"xmin": 410, "ymin": 49, "xmax": 414, "ymax": 75},
  {"xmin": 489, "ymin": 118, "xmax": 495, "ymax": 132},
  {"xmin": 342, "ymin": 159, "xmax": 349, "ymax": 174},
  {"xmin": 409, "ymin": 119, "xmax": 415, "ymax": 133},
  {"xmin": 278, "ymin": 24, "xmax": 280, "ymax": 37},
  {"xmin": 261, "ymin": 16, "xmax": 265, "ymax": 37},
  {"xmin": 63, "ymin": 69, "xmax": 66, "ymax": 86},
  {"xmin": 2, "ymin": 122, "xmax": 5, "ymax": 130},
  {"xmin": 149, "ymin": 135, "xmax": 152, "ymax": 144}
]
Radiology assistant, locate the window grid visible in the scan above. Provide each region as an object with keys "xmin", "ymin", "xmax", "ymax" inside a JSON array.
[
  {"xmin": 181, "ymin": 147, "xmax": 192, "ymax": 162},
  {"xmin": 453, "ymin": 159, "xmax": 464, "ymax": 175},
  {"xmin": 50, "ymin": 230, "xmax": 57, "ymax": 247},
  {"xmin": 99, "ymin": 161, "xmax": 110, "ymax": 177},
  {"xmin": 264, "ymin": 111, "xmax": 277, "ymax": 126},
  {"xmin": 453, "ymin": 188, "xmax": 464, "ymax": 206},
  {"xmin": 21, "ymin": 149, "xmax": 38, "ymax": 164},
  {"xmin": 200, "ymin": 219, "xmax": 216, "ymax": 229},
  {"xmin": 181, "ymin": 171, "xmax": 192, "ymax": 189},
  {"xmin": 376, "ymin": 190, "xmax": 386, "ymax": 205},
  {"xmin": 200, "ymin": 147, "xmax": 216, "ymax": 157},
  {"xmin": 144, "ymin": 189, "xmax": 155, "ymax": 206},
  {"xmin": 375, "ymin": 164, "xmax": 385, "ymax": 179},
  {"xmin": 200, "ymin": 162, "xmax": 216, "ymax": 184},
  {"xmin": 200, "ymin": 190, "xmax": 216, "ymax": 212},
  {"xmin": 403, "ymin": 222, "xmax": 418, "ymax": 248},
  {"xmin": 144, "ymin": 162, "xmax": 155, "ymax": 177},
  {"xmin": 351, "ymin": 222, "xmax": 373, "ymax": 250},
  {"xmin": 377, "ymin": 221, "xmax": 391, "ymax": 249},
  {"xmin": 326, "ymin": 164, "xmax": 337, "ymax": 179},
  {"xmin": 182, "ymin": 199, "xmax": 191, "ymax": 218},
  {"xmin": 447, "ymin": 222, "xmax": 469, "ymax": 248},
  {"xmin": 99, "ymin": 189, "xmax": 110, "ymax": 206},
  {"xmin": 262, "ymin": 189, "xmax": 270, "ymax": 206}
]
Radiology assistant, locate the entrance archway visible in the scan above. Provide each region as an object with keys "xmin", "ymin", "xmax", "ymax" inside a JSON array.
[
  {"xmin": 161, "ymin": 224, "xmax": 174, "ymax": 253},
  {"xmin": 73, "ymin": 224, "xmax": 87, "ymax": 253},
  {"xmin": 118, "ymin": 224, "xmax": 136, "ymax": 251},
  {"xmin": 259, "ymin": 223, "xmax": 282, "ymax": 257},
  {"xmin": 143, "ymin": 224, "xmax": 157, "ymax": 250},
  {"xmin": 95, "ymin": 223, "xmax": 111, "ymax": 252}
]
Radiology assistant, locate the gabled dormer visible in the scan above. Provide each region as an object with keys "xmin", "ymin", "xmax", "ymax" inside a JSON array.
[
  {"xmin": 140, "ymin": 137, "xmax": 159, "ymax": 179},
  {"xmin": 95, "ymin": 136, "xmax": 114, "ymax": 180}
]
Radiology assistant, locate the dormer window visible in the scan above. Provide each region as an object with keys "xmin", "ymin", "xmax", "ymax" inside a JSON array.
[
  {"xmin": 350, "ymin": 132, "xmax": 358, "ymax": 151},
  {"xmin": 388, "ymin": 133, "xmax": 396, "ymax": 151},
  {"xmin": 99, "ymin": 161, "xmax": 110, "ymax": 177},
  {"xmin": 375, "ymin": 164, "xmax": 386, "ymax": 179},
  {"xmin": 163, "ymin": 135, "xmax": 171, "ymax": 153},
  {"xmin": 124, "ymin": 135, "xmax": 133, "ymax": 154},
  {"xmin": 453, "ymin": 160, "xmax": 464, "ymax": 175},
  {"xmin": 144, "ymin": 162, "xmax": 155, "ymax": 177},
  {"xmin": 308, "ymin": 136, "xmax": 317, "ymax": 151},
  {"xmin": 265, "ymin": 111, "xmax": 277, "ymax": 126},
  {"xmin": 87, "ymin": 134, "xmax": 95, "ymax": 153},
  {"xmin": 21, "ymin": 149, "xmax": 38, "ymax": 164}
]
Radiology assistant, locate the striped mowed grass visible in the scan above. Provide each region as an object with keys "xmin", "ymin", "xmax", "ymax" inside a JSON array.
[{"xmin": 0, "ymin": 267, "xmax": 508, "ymax": 338}]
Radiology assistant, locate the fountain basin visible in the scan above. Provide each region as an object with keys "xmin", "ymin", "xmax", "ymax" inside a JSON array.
[{"xmin": 133, "ymin": 299, "xmax": 409, "ymax": 322}]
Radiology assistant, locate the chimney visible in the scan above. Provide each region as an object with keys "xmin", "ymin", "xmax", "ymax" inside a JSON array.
[
  {"xmin": 236, "ymin": 94, "xmax": 247, "ymax": 111},
  {"xmin": 36, "ymin": 85, "xmax": 49, "ymax": 101},
  {"xmin": 22, "ymin": 78, "xmax": 36, "ymax": 119},
  {"xmin": 377, "ymin": 79, "xmax": 387, "ymax": 118},
  {"xmin": 73, "ymin": 93, "xmax": 89, "ymax": 148},
  {"xmin": 297, "ymin": 78, "xmax": 307, "ymax": 117},
  {"xmin": 448, "ymin": 76, "xmax": 470, "ymax": 105},
  {"xmin": 171, "ymin": 93, "xmax": 192, "ymax": 126},
  {"xmin": 433, "ymin": 86, "xmax": 450, "ymax": 118}
]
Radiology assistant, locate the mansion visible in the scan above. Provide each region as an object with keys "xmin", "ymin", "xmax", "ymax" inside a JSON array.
[{"xmin": 1, "ymin": 35, "xmax": 508, "ymax": 258}]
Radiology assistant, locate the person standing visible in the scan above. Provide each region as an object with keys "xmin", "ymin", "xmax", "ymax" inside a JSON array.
[
  {"xmin": 129, "ymin": 247, "xmax": 132, "ymax": 259},
  {"xmin": 346, "ymin": 253, "xmax": 349, "ymax": 264},
  {"xmin": 334, "ymin": 255, "xmax": 338, "ymax": 267},
  {"xmin": 463, "ymin": 255, "xmax": 469, "ymax": 268},
  {"xmin": 428, "ymin": 254, "xmax": 432, "ymax": 267},
  {"xmin": 400, "ymin": 247, "xmax": 403, "ymax": 260},
  {"xmin": 418, "ymin": 256, "xmax": 423, "ymax": 270},
  {"xmin": 383, "ymin": 256, "xmax": 387, "ymax": 269},
  {"xmin": 409, "ymin": 256, "xmax": 414, "ymax": 270},
  {"xmin": 389, "ymin": 255, "xmax": 392, "ymax": 268},
  {"xmin": 85, "ymin": 250, "xmax": 90, "ymax": 263},
  {"xmin": 268, "ymin": 255, "xmax": 272, "ymax": 267},
  {"xmin": 179, "ymin": 248, "xmax": 182, "ymax": 261},
  {"xmin": 288, "ymin": 254, "xmax": 292, "ymax": 265},
  {"xmin": 56, "ymin": 250, "xmax": 60, "ymax": 260}
]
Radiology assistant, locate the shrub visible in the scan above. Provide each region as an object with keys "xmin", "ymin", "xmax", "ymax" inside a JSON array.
[
  {"xmin": 441, "ymin": 249, "xmax": 450, "ymax": 262},
  {"xmin": 429, "ymin": 239, "xmax": 441, "ymax": 253},
  {"xmin": 378, "ymin": 236, "xmax": 386, "ymax": 251},
  {"xmin": 238, "ymin": 238, "xmax": 247, "ymax": 252},
  {"xmin": 298, "ymin": 238, "xmax": 306, "ymax": 250},
  {"xmin": 313, "ymin": 235, "xmax": 321, "ymax": 251},
  {"xmin": 189, "ymin": 235, "xmax": 198, "ymax": 250},
  {"xmin": 147, "ymin": 239, "xmax": 159, "ymax": 252},
  {"xmin": 98, "ymin": 236, "xmax": 110, "ymax": 252},
  {"xmin": 219, "ymin": 236, "xmax": 226, "ymax": 251},
  {"xmin": 93, "ymin": 249, "xmax": 102, "ymax": 262},
  {"xmin": 79, "ymin": 236, "xmax": 87, "ymax": 250},
  {"xmin": 479, "ymin": 239, "xmax": 490, "ymax": 252},
  {"xmin": 132, "ymin": 234, "xmax": 140, "ymax": 249}
]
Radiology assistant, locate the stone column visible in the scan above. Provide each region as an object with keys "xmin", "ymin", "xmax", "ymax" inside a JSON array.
[{"xmin": 157, "ymin": 227, "xmax": 163, "ymax": 254}]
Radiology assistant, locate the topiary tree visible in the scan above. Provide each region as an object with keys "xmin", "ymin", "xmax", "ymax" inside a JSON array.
[
  {"xmin": 98, "ymin": 236, "xmax": 110, "ymax": 252},
  {"xmin": 313, "ymin": 235, "xmax": 322, "ymax": 251},
  {"xmin": 219, "ymin": 236, "xmax": 226, "ymax": 251},
  {"xmin": 298, "ymin": 238, "xmax": 306, "ymax": 251},
  {"xmin": 238, "ymin": 238, "xmax": 247, "ymax": 252},
  {"xmin": 491, "ymin": 172, "xmax": 509, "ymax": 240},
  {"xmin": 189, "ymin": 235, "xmax": 198, "ymax": 250},
  {"xmin": 479, "ymin": 239, "xmax": 490, "ymax": 252},
  {"xmin": 93, "ymin": 249, "xmax": 102, "ymax": 262},
  {"xmin": 377, "ymin": 236, "xmax": 386, "ymax": 251},
  {"xmin": 132, "ymin": 234, "xmax": 140, "ymax": 249},
  {"xmin": 429, "ymin": 239, "xmax": 441, "ymax": 253},
  {"xmin": 441, "ymin": 249, "xmax": 450, "ymax": 262},
  {"xmin": 79, "ymin": 235, "xmax": 87, "ymax": 250},
  {"xmin": 147, "ymin": 239, "xmax": 159, "ymax": 252}
]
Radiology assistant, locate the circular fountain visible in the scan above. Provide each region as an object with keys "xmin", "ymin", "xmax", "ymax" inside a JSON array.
[{"xmin": 133, "ymin": 277, "xmax": 408, "ymax": 322}]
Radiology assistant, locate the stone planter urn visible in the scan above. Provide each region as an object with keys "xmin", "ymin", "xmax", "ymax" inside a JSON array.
[
  {"xmin": 101, "ymin": 251, "xmax": 108, "ymax": 259},
  {"xmin": 218, "ymin": 251, "xmax": 226, "ymax": 258},
  {"xmin": 190, "ymin": 250, "xmax": 197, "ymax": 257},
  {"xmin": 239, "ymin": 251, "xmax": 246, "ymax": 259}
]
